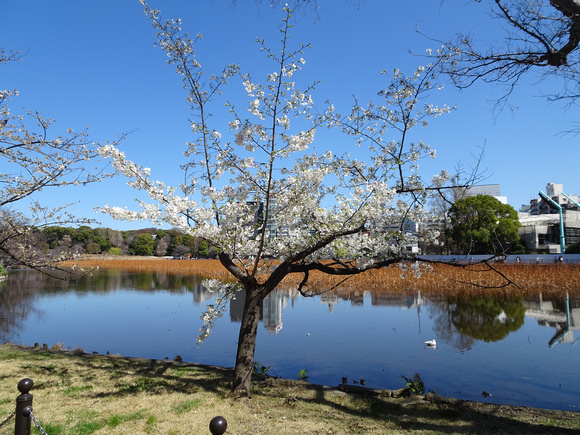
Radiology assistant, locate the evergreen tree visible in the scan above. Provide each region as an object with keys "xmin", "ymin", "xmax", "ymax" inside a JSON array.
[{"xmin": 447, "ymin": 195, "xmax": 521, "ymax": 255}]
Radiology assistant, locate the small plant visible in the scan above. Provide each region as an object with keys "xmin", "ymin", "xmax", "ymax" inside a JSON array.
[
  {"xmin": 399, "ymin": 373, "xmax": 425, "ymax": 397},
  {"xmin": 0, "ymin": 263, "xmax": 7, "ymax": 278},
  {"xmin": 252, "ymin": 361, "xmax": 272, "ymax": 377},
  {"xmin": 172, "ymin": 399, "xmax": 202, "ymax": 414},
  {"xmin": 297, "ymin": 369, "xmax": 308, "ymax": 382},
  {"xmin": 145, "ymin": 415, "xmax": 157, "ymax": 433}
]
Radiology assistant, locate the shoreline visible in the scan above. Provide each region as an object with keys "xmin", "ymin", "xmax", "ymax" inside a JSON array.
[
  {"xmin": 2, "ymin": 342, "xmax": 576, "ymax": 409},
  {"xmin": 2, "ymin": 343, "xmax": 444, "ymax": 401}
]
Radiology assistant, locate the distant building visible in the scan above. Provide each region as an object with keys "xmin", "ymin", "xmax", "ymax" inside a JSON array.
[
  {"xmin": 385, "ymin": 218, "xmax": 421, "ymax": 254},
  {"xmin": 246, "ymin": 200, "xmax": 281, "ymax": 238},
  {"xmin": 525, "ymin": 183, "xmax": 580, "ymax": 215},
  {"xmin": 454, "ymin": 183, "xmax": 508, "ymax": 204},
  {"xmin": 519, "ymin": 183, "xmax": 580, "ymax": 253}
]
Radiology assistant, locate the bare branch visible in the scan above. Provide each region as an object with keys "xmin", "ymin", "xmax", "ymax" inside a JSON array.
[{"xmin": 430, "ymin": 0, "xmax": 580, "ymax": 104}]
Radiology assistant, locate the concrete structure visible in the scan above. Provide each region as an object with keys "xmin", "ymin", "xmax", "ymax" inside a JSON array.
[
  {"xmin": 523, "ymin": 183, "xmax": 580, "ymax": 215},
  {"xmin": 247, "ymin": 200, "xmax": 285, "ymax": 238},
  {"xmin": 455, "ymin": 183, "xmax": 508, "ymax": 204},
  {"xmin": 519, "ymin": 183, "xmax": 580, "ymax": 253}
]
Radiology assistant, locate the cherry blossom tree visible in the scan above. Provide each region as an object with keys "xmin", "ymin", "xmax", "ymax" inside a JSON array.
[
  {"xmin": 0, "ymin": 47, "xmax": 121, "ymax": 274},
  {"xmin": 99, "ymin": 2, "xmax": 473, "ymax": 395}
]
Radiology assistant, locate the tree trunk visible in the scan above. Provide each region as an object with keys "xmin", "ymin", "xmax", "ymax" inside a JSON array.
[{"xmin": 232, "ymin": 286, "xmax": 264, "ymax": 395}]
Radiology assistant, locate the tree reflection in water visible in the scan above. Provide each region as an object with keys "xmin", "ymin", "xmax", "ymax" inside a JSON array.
[
  {"xmin": 429, "ymin": 299, "xmax": 477, "ymax": 352},
  {"xmin": 450, "ymin": 297, "xmax": 526, "ymax": 342},
  {"xmin": 3, "ymin": 270, "xmax": 579, "ymax": 350},
  {"xmin": 0, "ymin": 271, "xmax": 45, "ymax": 344},
  {"xmin": 0, "ymin": 269, "xmax": 210, "ymax": 344}
]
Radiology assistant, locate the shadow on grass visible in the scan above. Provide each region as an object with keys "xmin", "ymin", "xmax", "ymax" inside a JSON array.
[
  {"xmin": 2, "ymin": 346, "xmax": 233, "ymax": 398},
  {"xmin": 248, "ymin": 376, "xmax": 580, "ymax": 434},
  {"xmin": 78, "ymin": 353, "xmax": 234, "ymax": 399},
  {"xmin": 4, "ymin": 346, "xmax": 580, "ymax": 434}
]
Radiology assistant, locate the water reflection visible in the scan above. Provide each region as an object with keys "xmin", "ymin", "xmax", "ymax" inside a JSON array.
[
  {"xmin": 229, "ymin": 286, "xmax": 287, "ymax": 334},
  {"xmin": 429, "ymin": 300, "xmax": 476, "ymax": 352},
  {"xmin": 263, "ymin": 291, "xmax": 285, "ymax": 334},
  {"xmin": 1, "ymin": 269, "xmax": 580, "ymax": 410},
  {"xmin": 428, "ymin": 296, "xmax": 526, "ymax": 352},
  {"xmin": 450, "ymin": 297, "xmax": 526, "ymax": 342},
  {"xmin": 3, "ymin": 269, "xmax": 580, "ymax": 346},
  {"xmin": 0, "ymin": 270, "xmax": 47, "ymax": 344},
  {"xmin": 0, "ymin": 269, "xmax": 204, "ymax": 344},
  {"xmin": 525, "ymin": 292, "xmax": 580, "ymax": 347}
]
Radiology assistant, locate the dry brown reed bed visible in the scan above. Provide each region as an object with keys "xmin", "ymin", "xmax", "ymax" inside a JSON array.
[
  {"xmin": 287, "ymin": 263, "xmax": 580, "ymax": 300},
  {"xmin": 62, "ymin": 257, "xmax": 580, "ymax": 299},
  {"xmin": 62, "ymin": 257, "xmax": 234, "ymax": 281}
]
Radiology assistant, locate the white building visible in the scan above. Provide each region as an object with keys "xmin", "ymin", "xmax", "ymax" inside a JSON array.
[
  {"xmin": 524, "ymin": 183, "xmax": 580, "ymax": 215},
  {"xmin": 456, "ymin": 183, "xmax": 508, "ymax": 204},
  {"xmin": 519, "ymin": 183, "xmax": 580, "ymax": 253}
]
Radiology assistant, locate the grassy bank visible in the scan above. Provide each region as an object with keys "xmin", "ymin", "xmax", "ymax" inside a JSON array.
[{"xmin": 1, "ymin": 345, "xmax": 580, "ymax": 434}]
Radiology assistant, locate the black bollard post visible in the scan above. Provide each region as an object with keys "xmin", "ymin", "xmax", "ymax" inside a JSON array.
[
  {"xmin": 15, "ymin": 378, "xmax": 33, "ymax": 435},
  {"xmin": 209, "ymin": 416, "xmax": 227, "ymax": 434}
]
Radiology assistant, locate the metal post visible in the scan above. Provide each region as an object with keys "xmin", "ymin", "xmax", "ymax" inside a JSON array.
[
  {"xmin": 15, "ymin": 378, "xmax": 33, "ymax": 435},
  {"xmin": 209, "ymin": 416, "xmax": 227, "ymax": 434}
]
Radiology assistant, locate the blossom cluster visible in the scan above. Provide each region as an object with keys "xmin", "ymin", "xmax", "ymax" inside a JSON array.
[{"xmin": 197, "ymin": 280, "xmax": 240, "ymax": 345}]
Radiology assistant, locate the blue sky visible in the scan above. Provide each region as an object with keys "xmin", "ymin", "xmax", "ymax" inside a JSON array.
[{"xmin": 2, "ymin": 1, "xmax": 578, "ymax": 230}]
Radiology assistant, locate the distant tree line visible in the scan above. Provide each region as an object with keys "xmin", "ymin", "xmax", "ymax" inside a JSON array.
[
  {"xmin": 24, "ymin": 194, "xmax": 527, "ymax": 263},
  {"xmin": 40, "ymin": 226, "xmax": 219, "ymax": 259},
  {"xmin": 39, "ymin": 196, "xmax": 526, "ymax": 261},
  {"xmin": 1, "ymin": 194, "xmax": 527, "ymax": 268}
]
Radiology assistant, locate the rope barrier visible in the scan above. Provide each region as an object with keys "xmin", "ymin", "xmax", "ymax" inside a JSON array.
[{"xmin": 0, "ymin": 411, "xmax": 15, "ymax": 428}]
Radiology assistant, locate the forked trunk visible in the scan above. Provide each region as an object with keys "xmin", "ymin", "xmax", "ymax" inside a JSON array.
[{"xmin": 232, "ymin": 286, "xmax": 265, "ymax": 395}]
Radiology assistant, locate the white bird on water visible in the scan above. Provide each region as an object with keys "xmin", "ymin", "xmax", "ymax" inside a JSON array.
[{"xmin": 424, "ymin": 339, "xmax": 437, "ymax": 348}]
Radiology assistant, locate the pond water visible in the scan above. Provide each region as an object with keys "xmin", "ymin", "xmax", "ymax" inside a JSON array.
[{"xmin": 1, "ymin": 269, "xmax": 579, "ymax": 411}]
